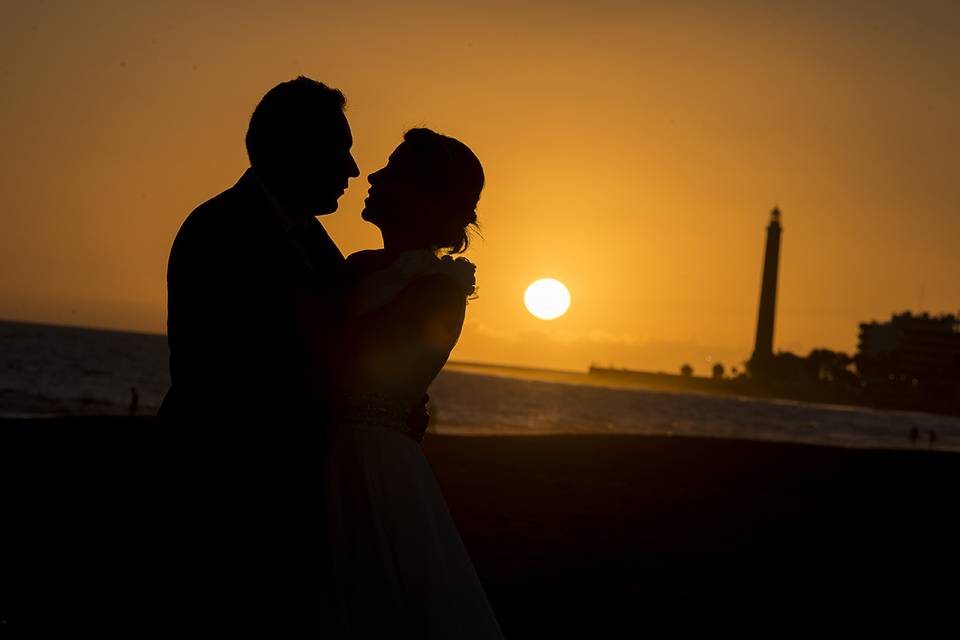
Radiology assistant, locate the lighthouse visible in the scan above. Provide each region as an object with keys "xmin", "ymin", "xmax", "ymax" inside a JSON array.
[{"xmin": 751, "ymin": 207, "xmax": 782, "ymax": 370}]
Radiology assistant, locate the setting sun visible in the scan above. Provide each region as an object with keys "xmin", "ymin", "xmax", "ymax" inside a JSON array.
[{"xmin": 524, "ymin": 279, "xmax": 571, "ymax": 320}]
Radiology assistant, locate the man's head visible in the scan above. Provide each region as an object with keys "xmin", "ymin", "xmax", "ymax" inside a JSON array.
[{"xmin": 245, "ymin": 76, "xmax": 360, "ymax": 218}]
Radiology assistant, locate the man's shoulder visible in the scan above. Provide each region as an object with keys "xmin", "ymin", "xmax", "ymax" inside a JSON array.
[{"xmin": 172, "ymin": 172, "xmax": 270, "ymax": 252}]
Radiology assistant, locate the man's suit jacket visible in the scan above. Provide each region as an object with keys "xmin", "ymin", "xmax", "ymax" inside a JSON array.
[
  {"xmin": 160, "ymin": 168, "xmax": 345, "ymax": 424},
  {"xmin": 157, "ymin": 169, "xmax": 344, "ymax": 628}
]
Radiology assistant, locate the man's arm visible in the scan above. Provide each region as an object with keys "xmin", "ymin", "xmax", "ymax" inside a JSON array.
[{"xmin": 166, "ymin": 211, "xmax": 262, "ymax": 405}]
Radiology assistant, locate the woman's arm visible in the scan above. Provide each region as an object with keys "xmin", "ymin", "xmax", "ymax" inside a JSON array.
[{"xmin": 342, "ymin": 273, "xmax": 467, "ymax": 392}]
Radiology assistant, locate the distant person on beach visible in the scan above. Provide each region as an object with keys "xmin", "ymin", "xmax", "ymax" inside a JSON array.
[
  {"xmin": 127, "ymin": 386, "xmax": 138, "ymax": 416},
  {"xmin": 911, "ymin": 426, "xmax": 920, "ymax": 447},
  {"xmin": 929, "ymin": 430, "xmax": 937, "ymax": 449},
  {"xmin": 323, "ymin": 128, "xmax": 503, "ymax": 637}
]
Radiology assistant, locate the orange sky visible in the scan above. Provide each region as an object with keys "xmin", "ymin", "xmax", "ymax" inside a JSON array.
[{"xmin": 2, "ymin": 1, "xmax": 958, "ymax": 374}]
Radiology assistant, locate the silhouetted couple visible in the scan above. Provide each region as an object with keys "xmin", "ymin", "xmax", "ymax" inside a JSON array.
[{"xmin": 159, "ymin": 77, "xmax": 502, "ymax": 637}]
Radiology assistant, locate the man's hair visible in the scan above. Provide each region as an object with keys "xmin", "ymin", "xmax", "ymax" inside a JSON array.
[{"xmin": 245, "ymin": 76, "xmax": 347, "ymax": 170}]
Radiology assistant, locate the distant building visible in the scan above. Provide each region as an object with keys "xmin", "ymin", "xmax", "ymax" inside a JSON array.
[
  {"xmin": 857, "ymin": 312, "xmax": 960, "ymax": 394},
  {"xmin": 750, "ymin": 207, "xmax": 782, "ymax": 374}
]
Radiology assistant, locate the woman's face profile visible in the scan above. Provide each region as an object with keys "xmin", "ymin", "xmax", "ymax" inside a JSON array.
[{"xmin": 361, "ymin": 142, "xmax": 422, "ymax": 229}]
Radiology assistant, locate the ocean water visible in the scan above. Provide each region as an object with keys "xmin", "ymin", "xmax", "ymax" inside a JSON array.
[
  {"xmin": 0, "ymin": 321, "xmax": 170, "ymax": 417},
  {"xmin": 2, "ymin": 320, "xmax": 958, "ymax": 452}
]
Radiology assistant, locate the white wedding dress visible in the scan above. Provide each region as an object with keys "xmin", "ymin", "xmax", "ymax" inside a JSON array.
[{"xmin": 325, "ymin": 250, "xmax": 503, "ymax": 639}]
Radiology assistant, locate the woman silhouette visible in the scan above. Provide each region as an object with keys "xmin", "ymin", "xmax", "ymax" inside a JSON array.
[{"xmin": 324, "ymin": 128, "xmax": 502, "ymax": 638}]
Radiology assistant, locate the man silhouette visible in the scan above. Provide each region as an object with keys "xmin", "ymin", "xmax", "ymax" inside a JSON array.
[
  {"xmin": 158, "ymin": 77, "xmax": 360, "ymax": 631},
  {"xmin": 0, "ymin": 78, "xmax": 394, "ymax": 633},
  {"xmin": 161, "ymin": 76, "xmax": 358, "ymax": 422}
]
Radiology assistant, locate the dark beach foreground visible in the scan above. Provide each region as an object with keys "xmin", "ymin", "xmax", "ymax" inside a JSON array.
[
  {"xmin": 2, "ymin": 418, "xmax": 958, "ymax": 636},
  {"xmin": 424, "ymin": 434, "xmax": 960, "ymax": 637}
]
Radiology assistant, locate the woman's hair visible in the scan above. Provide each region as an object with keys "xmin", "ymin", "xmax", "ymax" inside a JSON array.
[{"xmin": 402, "ymin": 128, "xmax": 484, "ymax": 254}]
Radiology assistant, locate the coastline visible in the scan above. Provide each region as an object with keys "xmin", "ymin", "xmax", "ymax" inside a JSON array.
[{"xmin": 447, "ymin": 359, "xmax": 960, "ymax": 420}]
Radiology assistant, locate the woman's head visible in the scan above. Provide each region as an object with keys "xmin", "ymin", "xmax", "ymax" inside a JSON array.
[{"xmin": 362, "ymin": 128, "xmax": 483, "ymax": 254}]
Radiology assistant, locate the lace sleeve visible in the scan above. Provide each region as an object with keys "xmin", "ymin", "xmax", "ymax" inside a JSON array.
[{"xmin": 347, "ymin": 250, "xmax": 476, "ymax": 317}]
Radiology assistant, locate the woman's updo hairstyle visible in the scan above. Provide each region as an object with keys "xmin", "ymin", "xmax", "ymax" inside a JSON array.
[{"xmin": 403, "ymin": 128, "xmax": 483, "ymax": 254}]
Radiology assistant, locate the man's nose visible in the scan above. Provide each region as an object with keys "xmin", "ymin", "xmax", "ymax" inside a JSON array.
[{"xmin": 347, "ymin": 154, "xmax": 360, "ymax": 179}]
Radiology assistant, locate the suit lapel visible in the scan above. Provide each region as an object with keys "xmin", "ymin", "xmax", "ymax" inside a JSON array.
[
  {"xmin": 293, "ymin": 218, "xmax": 345, "ymax": 286},
  {"xmin": 232, "ymin": 170, "xmax": 344, "ymax": 286},
  {"xmin": 304, "ymin": 218, "xmax": 344, "ymax": 265}
]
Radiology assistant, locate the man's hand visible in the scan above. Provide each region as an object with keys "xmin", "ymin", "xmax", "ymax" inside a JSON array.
[{"xmin": 406, "ymin": 394, "xmax": 430, "ymax": 443}]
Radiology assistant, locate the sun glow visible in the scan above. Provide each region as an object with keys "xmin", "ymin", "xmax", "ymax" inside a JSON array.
[{"xmin": 524, "ymin": 279, "xmax": 571, "ymax": 320}]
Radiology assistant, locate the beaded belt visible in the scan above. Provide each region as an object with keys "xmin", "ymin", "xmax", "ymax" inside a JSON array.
[{"xmin": 334, "ymin": 394, "xmax": 423, "ymax": 443}]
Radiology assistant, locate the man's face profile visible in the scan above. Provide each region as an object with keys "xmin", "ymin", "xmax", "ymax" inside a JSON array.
[{"xmin": 283, "ymin": 110, "xmax": 360, "ymax": 217}]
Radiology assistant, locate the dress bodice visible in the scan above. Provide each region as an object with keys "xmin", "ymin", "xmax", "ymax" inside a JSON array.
[{"xmin": 332, "ymin": 249, "xmax": 475, "ymax": 439}]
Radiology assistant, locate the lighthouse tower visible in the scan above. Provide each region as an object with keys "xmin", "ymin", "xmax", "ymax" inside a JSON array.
[{"xmin": 751, "ymin": 207, "xmax": 782, "ymax": 370}]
